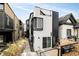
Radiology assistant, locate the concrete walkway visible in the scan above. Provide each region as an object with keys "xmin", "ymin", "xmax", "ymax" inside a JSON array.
[
  {"xmin": 21, "ymin": 38, "xmax": 59, "ymax": 56},
  {"xmin": 21, "ymin": 38, "xmax": 37, "ymax": 56}
]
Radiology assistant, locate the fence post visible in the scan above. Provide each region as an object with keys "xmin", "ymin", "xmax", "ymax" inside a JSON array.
[{"xmin": 58, "ymin": 46, "xmax": 61, "ymax": 56}]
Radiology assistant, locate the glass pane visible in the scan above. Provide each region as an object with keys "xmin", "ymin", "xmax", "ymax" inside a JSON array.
[
  {"xmin": 37, "ymin": 18, "xmax": 43, "ymax": 29},
  {"xmin": 43, "ymin": 37, "xmax": 47, "ymax": 48},
  {"xmin": 0, "ymin": 4, "xmax": 3, "ymax": 9},
  {"xmin": 48, "ymin": 37, "xmax": 51, "ymax": 47},
  {"xmin": 67, "ymin": 29, "xmax": 71, "ymax": 37},
  {"xmin": 0, "ymin": 35, "xmax": 3, "ymax": 43}
]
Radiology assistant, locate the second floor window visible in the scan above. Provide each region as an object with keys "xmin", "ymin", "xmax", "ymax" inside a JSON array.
[
  {"xmin": 0, "ymin": 4, "xmax": 3, "ymax": 10},
  {"xmin": 7, "ymin": 16, "xmax": 9, "ymax": 26},
  {"xmin": 33, "ymin": 17, "xmax": 43, "ymax": 30}
]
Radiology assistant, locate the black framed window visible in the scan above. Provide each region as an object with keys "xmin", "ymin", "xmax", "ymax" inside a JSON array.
[
  {"xmin": 43, "ymin": 37, "xmax": 47, "ymax": 48},
  {"xmin": 43, "ymin": 37, "xmax": 51, "ymax": 48},
  {"xmin": 33, "ymin": 17, "xmax": 43, "ymax": 31},
  {"xmin": 7, "ymin": 15, "xmax": 10, "ymax": 26},
  {"xmin": 67, "ymin": 29, "xmax": 71, "ymax": 37},
  {"xmin": 48, "ymin": 37, "xmax": 51, "ymax": 47},
  {"xmin": 0, "ymin": 35, "xmax": 3, "ymax": 43}
]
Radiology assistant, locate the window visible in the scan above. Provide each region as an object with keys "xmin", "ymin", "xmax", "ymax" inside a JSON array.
[
  {"xmin": 33, "ymin": 17, "xmax": 43, "ymax": 30},
  {"xmin": 0, "ymin": 4, "xmax": 3, "ymax": 10},
  {"xmin": 43, "ymin": 37, "xmax": 51, "ymax": 48},
  {"xmin": 36, "ymin": 18, "xmax": 43, "ymax": 29},
  {"xmin": 67, "ymin": 29, "xmax": 71, "ymax": 37},
  {"xmin": 48, "ymin": 37, "xmax": 51, "ymax": 47},
  {"xmin": 0, "ymin": 35, "xmax": 3, "ymax": 43},
  {"xmin": 7, "ymin": 16, "xmax": 9, "ymax": 26},
  {"xmin": 43, "ymin": 37, "xmax": 47, "ymax": 48}
]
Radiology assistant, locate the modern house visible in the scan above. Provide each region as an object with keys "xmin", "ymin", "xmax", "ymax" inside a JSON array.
[
  {"xmin": 0, "ymin": 3, "xmax": 23, "ymax": 48},
  {"xmin": 59, "ymin": 13, "xmax": 79, "ymax": 41},
  {"xmin": 26, "ymin": 6, "xmax": 59, "ymax": 51}
]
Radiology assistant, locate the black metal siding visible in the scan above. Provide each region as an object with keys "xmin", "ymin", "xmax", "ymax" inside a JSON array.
[{"xmin": 52, "ymin": 11, "xmax": 59, "ymax": 47}]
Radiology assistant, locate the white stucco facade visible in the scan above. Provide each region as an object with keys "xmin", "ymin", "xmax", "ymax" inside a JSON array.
[
  {"xmin": 33, "ymin": 7, "xmax": 53, "ymax": 51},
  {"xmin": 59, "ymin": 24, "xmax": 74, "ymax": 39}
]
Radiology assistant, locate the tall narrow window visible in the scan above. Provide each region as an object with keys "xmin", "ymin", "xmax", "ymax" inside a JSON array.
[
  {"xmin": 43, "ymin": 37, "xmax": 47, "ymax": 48},
  {"xmin": 48, "ymin": 37, "xmax": 51, "ymax": 47},
  {"xmin": 0, "ymin": 35, "xmax": 3, "ymax": 43},
  {"xmin": 0, "ymin": 4, "xmax": 3, "ymax": 10},
  {"xmin": 67, "ymin": 29, "xmax": 71, "ymax": 37},
  {"xmin": 7, "ymin": 16, "xmax": 9, "ymax": 26}
]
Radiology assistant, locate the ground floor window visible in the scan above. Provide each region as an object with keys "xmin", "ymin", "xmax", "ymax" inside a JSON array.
[
  {"xmin": 67, "ymin": 29, "xmax": 71, "ymax": 38},
  {"xmin": 0, "ymin": 35, "xmax": 3, "ymax": 43},
  {"xmin": 76, "ymin": 29, "xmax": 79, "ymax": 39},
  {"xmin": 43, "ymin": 37, "xmax": 51, "ymax": 48}
]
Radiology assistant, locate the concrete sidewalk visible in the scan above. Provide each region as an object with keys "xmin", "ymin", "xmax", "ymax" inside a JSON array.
[{"xmin": 21, "ymin": 38, "xmax": 37, "ymax": 56}]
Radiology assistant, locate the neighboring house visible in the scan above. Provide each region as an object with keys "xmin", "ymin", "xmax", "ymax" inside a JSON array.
[
  {"xmin": 59, "ymin": 13, "xmax": 79, "ymax": 41},
  {"xmin": 0, "ymin": 3, "xmax": 23, "ymax": 47},
  {"xmin": 26, "ymin": 6, "xmax": 59, "ymax": 51}
]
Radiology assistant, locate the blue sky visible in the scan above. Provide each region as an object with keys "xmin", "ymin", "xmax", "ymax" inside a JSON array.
[{"xmin": 9, "ymin": 3, "xmax": 79, "ymax": 30}]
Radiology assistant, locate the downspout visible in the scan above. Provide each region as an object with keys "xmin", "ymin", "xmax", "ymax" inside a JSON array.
[{"xmin": 29, "ymin": 12, "xmax": 34, "ymax": 51}]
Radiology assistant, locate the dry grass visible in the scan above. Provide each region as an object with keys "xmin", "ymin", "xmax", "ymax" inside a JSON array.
[
  {"xmin": 1, "ymin": 38, "xmax": 27, "ymax": 56},
  {"xmin": 63, "ymin": 43, "xmax": 79, "ymax": 56},
  {"xmin": 63, "ymin": 51, "xmax": 79, "ymax": 56},
  {"xmin": 60, "ymin": 39, "xmax": 76, "ymax": 46}
]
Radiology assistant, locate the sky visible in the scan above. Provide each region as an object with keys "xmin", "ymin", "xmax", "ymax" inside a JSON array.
[{"xmin": 9, "ymin": 3, "xmax": 79, "ymax": 31}]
